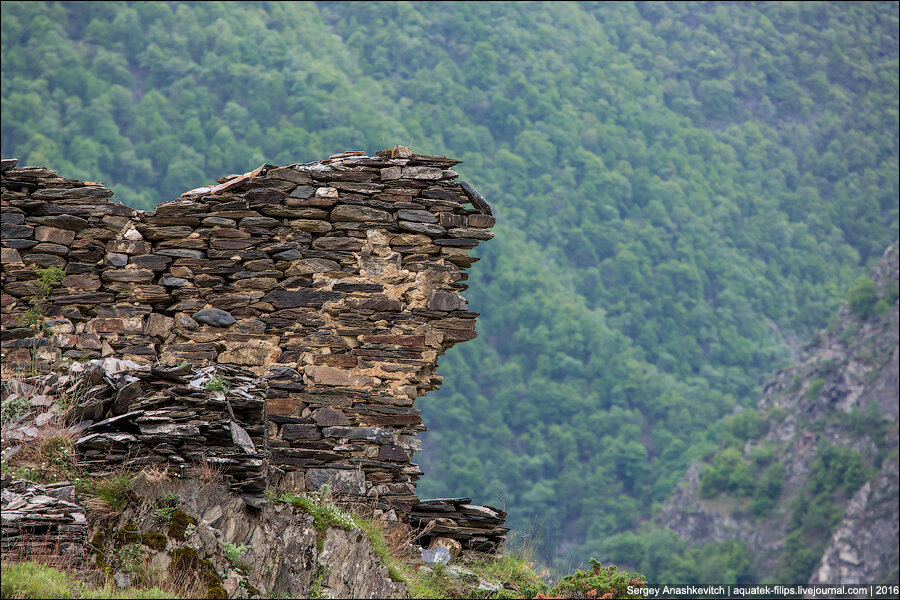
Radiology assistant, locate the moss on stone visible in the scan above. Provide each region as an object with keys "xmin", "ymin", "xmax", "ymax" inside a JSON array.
[
  {"xmin": 140, "ymin": 531, "xmax": 168, "ymax": 551},
  {"xmin": 201, "ymin": 559, "xmax": 228, "ymax": 599},
  {"xmin": 117, "ymin": 521, "xmax": 140, "ymax": 544},
  {"xmin": 167, "ymin": 510, "xmax": 196, "ymax": 542},
  {"xmin": 241, "ymin": 580, "xmax": 260, "ymax": 597},
  {"xmin": 169, "ymin": 546, "xmax": 200, "ymax": 584},
  {"xmin": 89, "ymin": 530, "xmax": 105, "ymax": 552},
  {"xmin": 169, "ymin": 547, "xmax": 227, "ymax": 600}
]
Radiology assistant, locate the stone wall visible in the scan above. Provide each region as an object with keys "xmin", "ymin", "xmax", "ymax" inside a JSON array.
[{"xmin": 1, "ymin": 150, "xmax": 499, "ymax": 532}]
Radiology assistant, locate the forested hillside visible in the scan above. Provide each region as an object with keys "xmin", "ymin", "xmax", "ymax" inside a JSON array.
[{"xmin": 2, "ymin": 1, "xmax": 897, "ymax": 580}]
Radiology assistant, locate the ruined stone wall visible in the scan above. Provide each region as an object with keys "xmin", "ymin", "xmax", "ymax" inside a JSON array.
[{"xmin": 1, "ymin": 150, "xmax": 495, "ymax": 518}]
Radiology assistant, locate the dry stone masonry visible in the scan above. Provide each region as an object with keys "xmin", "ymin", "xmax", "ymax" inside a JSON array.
[{"xmin": 1, "ymin": 149, "xmax": 505, "ymax": 550}]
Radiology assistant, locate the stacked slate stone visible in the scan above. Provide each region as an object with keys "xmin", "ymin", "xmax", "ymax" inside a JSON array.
[
  {"xmin": 0, "ymin": 477, "xmax": 87, "ymax": 567},
  {"xmin": 409, "ymin": 497, "xmax": 508, "ymax": 553},
  {"xmin": 2, "ymin": 148, "xmax": 501, "ymax": 535},
  {"xmin": 71, "ymin": 361, "xmax": 268, "ymax": 501},
  {"xmin": 1, "ymin": 158, "xmax": 137, "ymax": 370}
]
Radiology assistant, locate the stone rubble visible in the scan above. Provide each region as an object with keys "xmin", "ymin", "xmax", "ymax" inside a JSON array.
[
  {"xmin": 0, "ymin": 476, "xmax": 87, "ymax": 567},
  {"xmin": 409, "ymin": 497, "xmax": 508, "ymax": 553}
]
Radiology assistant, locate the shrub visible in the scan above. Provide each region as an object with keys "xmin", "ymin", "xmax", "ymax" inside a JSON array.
[
  {"xmin": 805, "ymin": 378, "xmax": 825, "ymax": 401},
  {"xmin": 203, "ymin": 377, "xmax": 228, "ymax": 393},
  {"xmin": 554, "ymin": 558, "xmax": 646, "ymax": 599},
  {"xmin": 80, "ymin": 470, "xmax": 135, "ymax": 513},
  {"xmin": 847, "ymin": 276, "xmax": 878, "ymax": 319},
  {"xmin": 221, "ymin": 541, "xmax": 251, "ymax": 573}
]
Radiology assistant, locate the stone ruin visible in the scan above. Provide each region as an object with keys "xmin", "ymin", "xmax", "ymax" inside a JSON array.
[{"xmin": 0, "ymin": 149, "xmax": 507, "ymax": 556}]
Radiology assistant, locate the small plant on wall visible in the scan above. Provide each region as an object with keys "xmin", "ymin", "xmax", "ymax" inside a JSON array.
[{"xmin": 15, "ymin": 265, "xmax": 65, "ymax": 373}]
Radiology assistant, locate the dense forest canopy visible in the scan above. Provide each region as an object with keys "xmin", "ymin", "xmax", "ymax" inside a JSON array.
[{"xmin": 2, "ymin": 0, "xmax": 897, "ymax": 580}]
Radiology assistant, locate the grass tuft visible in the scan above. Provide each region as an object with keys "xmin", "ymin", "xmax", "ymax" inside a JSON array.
[{"xmin": 0, "ymin": 561, "xmax": 175, "ymax": 599}]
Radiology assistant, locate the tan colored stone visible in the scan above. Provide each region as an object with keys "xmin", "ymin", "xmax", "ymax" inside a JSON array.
[
  {"xmin": 145, "ymin": 313, "xmax": 174, "ymax": 338},
  {"xmin": 305, "ymin": 365, "xmax": 375, "ymax": 387},
  {"xmin": 218, "ymin": 339, "xmax": 282, "ymax": 368},
  {"xmin": 35, "ymin": 226, "xmax": 76, "ymax": 245}
]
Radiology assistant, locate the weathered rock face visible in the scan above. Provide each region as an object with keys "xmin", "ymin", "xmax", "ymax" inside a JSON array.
[
  {"xmin": 810, "ymin": 458, "xmax": 900, "ymax": 585},
  {"xmin": 656, "ymin": 241, "xmax": 899, "ymax": 583},
  {"xmin": 89, "ymin": 473, "xmax": 408, "ymax": 599},
  {"xmin": 1, "ymin": 149, "xmax": 504, "ymax": 546}
]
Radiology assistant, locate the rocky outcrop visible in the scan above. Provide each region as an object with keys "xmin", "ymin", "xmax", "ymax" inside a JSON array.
[
  {"xmin": 89, "ymin": 472, "xmax": 407, "ymax": 598},
  {"xmin": 656, "ymin": 241, "xmax": 899, "ymax": 582},
  {"xmin": 810, "ymin": 458, "xmax": 899, "ymax": 585}
]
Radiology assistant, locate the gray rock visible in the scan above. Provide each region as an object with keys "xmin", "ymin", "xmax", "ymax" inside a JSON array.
[
  {"xmin": 106, "ymin": 253, "xmax": 128, "ymax": 266},
  {"xmin": 397, "ymin": 209, "xmax": 437, "ymax": 223},
  {"xmin": 421, "ymin": 547, "xmax": 451, "ymax": 565},
  {"xmin": 398, "ymin": 221, "xmax": 446, "ymax": 236},
  {"xmin": 331, "ymin": 205, "xmax": 392, "ymax": 222},
  {"xmin": 193, "ymin": 308, "xmax": 236, "ymax": 327},
  {"xmin": 305, "ymin": 468, "xmax": 366, "ymax": 496}
]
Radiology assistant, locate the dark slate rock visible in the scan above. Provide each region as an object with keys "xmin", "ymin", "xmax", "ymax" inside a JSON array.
[
  {"xmin": 331, "ymin": 205, "xmax": 392, "ymax": 222},
  {"xmin": 459, "ymin": 181, "xmax": 493, "ymax": 216},
  {"xmin": 1, "ymin": 211, "xmax": 25, "ymax": 224},
  {"xmin": 2, "ymin": 239, "xmax": 38, "ymax": 249},
  {"xmin": 312, "ymin": 407, "xmax": 349, "ymax": 426},
  {"xmin": 131, "ymin": 255, "xmax": 172, "ymax": 271},
  {"xmin": 240, "ymin": 216, "xmax": 281, "ymax": 228},
  {"xmin": 282, "ymin": 424, "xmax": 322, "ymax": 441},
  {"xmin": 22, "ymin": 253, "xmax": 65, "ymax": 267},
  {"xmin": 28, "ymin": 215, "xmax": 91, "ymax": 231},
  {"xmin": 427, "ymin": 292, "xmax": 465, "ymax": 311},
  {"xmin": 193, "ymin": 308, "xmax": 236, "ymax": 327},
  {"xmin": 262, "ymin": 289, "xmax": 344, "ymax": 309},
  {"xmin": 31, "ymin": 186, "xmax": 113, "ymax": 201},
  {"xmin": 378, "ymin": 444, "xmax": 410, "ymax": 462},
  {"xmin": 106, "ymin": 253, "xmax": 128, "ymax": 267},
  {"xmin": 2, "ymin": 223, "xmax": 34, "ymax": 238},
  {"xmin": 332, "ymin": 283, "xmax": 384, "ymax": 293},
  {"xmin": 245, "ymin": 187, "xmax": 288, "ymax": 206},
  {"xmin": 420, "ymin": 189, "xmax": 462, "ymax": 202},
  {"xmin": 290, "ymin": 185, "xmax": 316, "ymax": 199},
  {"xmin": 113, "ymin": 382, "xmax": 143, "ymax": 415},
  {"xmin": 434, "ymin": 238, "xmax": 480, "ymax": 248},
  {"xmin": 156, "ymin": 249, "xmax": 206, "ymax": 259},
  {"xmin": 272, "ymin": 249, "xmax": 303, "ymax": 261}
]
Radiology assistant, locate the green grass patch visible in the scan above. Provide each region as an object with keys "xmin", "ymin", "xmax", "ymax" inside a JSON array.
[
  {"xmin": 79, "ymin": 471, "xmax": 135, "ymax": 513},
  {"xmin": 0, "ymin": 561, "xmax": 175, "ymax": 599},
  {"xmin": 354, "ymin": 514, "xmax": 549, "ymax": 599},
  {"xmin": 277, "ymin": 491, "xmax": 355, "ymax": 551}
]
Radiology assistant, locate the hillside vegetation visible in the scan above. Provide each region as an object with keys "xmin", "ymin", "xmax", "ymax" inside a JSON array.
[{"xmin": 2, "ymin": 1, "xmax": 897, "ymax": 579}]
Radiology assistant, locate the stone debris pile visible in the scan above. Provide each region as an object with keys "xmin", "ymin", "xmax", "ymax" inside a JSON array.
[
  {"xmin": 409, "ymin": 497, "xmax": 508, "ymax": 553},
  {"xmin": 69, "ymin": 360, "xmax": 268, "ymax": 500},
  {"xmin": 0, "ymin": 477, "xmax": 87, "ymax": 567},
  {"xmin": 2, "ymin": 148, "xmax": 505, "ymax": 550}
]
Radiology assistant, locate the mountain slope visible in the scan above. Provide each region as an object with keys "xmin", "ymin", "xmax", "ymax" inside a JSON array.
[{"xmin": 656, "ymin": 241, "xmax": 899, "ymax": 584}]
